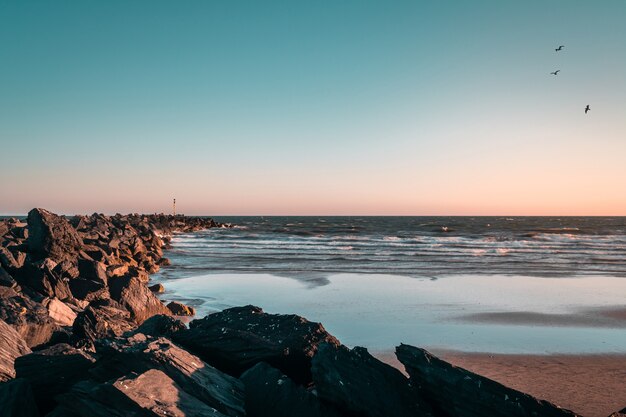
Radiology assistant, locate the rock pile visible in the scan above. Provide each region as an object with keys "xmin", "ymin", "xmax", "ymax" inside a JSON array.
[
  {"xmin": 1, "ymin": 209, "xmax": 620, "ymax": 416},
  {"xmin": 0, "ymin": 208, "xmax": 221, "ymax": 350}
]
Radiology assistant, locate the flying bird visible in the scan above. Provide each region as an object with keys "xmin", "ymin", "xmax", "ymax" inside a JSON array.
[
  {"xmin": 585, "ymin": 105, "xmax": 590, "ymax": 114},
  {"xmin": 555, "ymin": 45, "xmax": 564, "ymax": 51},
  {"xmin": 550, "ymin": 70, "xmax": 560, "ymax": 75}
]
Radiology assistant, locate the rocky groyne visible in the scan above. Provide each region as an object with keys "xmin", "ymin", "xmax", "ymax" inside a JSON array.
[{"xmin": 0, "ymin": 209, "xmax": 620, "ymax": 416}]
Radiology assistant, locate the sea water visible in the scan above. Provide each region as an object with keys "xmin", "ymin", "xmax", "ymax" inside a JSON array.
[{"xmin": 152, "ymin": 216, "xmax": 626, "ymax": 353}]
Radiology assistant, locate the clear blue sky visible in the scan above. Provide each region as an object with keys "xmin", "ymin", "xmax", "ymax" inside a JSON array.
[{"xmin": 1, "ymin": 1, "xmax": 625, "ymax": 215}]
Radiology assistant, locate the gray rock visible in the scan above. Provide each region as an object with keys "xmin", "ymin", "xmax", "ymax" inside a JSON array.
[
  {"xmin": 72, "ymin": 299, "xmax": 135, "ymax": 345},
  {"xmin": 43, "ymin": 298, "xmax": 77, "ymax": 326},
  {"xmin": 173, "ymin": 305, "xmax": 340, "ymax": 383},
  {"xmin": 52, "ymin": 370, "xmax": 229, "ymax": 417},
  {"xmin": 109, "ymin": 276, "xmax": 170, "ymax": 324},
  {"xmin": 0, "ymin": 265, "xmax": 18, "ymax": 288},
  {"xmin": 27, "ymin": 208, "xmax": 83, "ymax": 263},
  {"xmin": 0, "ymin": 287, "xmax": 58, "ymax": 348},
  {"xmin": 110, "ymin": 369, "xmax": 228, "ymax": 417},
  {"xmin": 166, "ymin": 301, "xmax": 195, "ymax": 316},
  {"xmin": 15, "ymin": 343, "xmax": 96, "ymax": 413},
  {"xmin": 131, "ymin": 314, "xmax": 186, "ymax": 338},
  {"xmin": 93, "ymin": 336, "xmax": 245, "ymax": 417},
  {"xmin": 148, "ymin": 283, "xmax": 165, "ymax": 293},
  {"xmin": 312, "ymin": 343, "xmax": 433, "ymax": 417},
  {"xmin": 395, "ymin": 344, "xmax": 580, "ymax": 417},
  {"xmin": 0, "ymin": 378, "xmax": 39, "ymax": 417},
  {"xmin": 240, "ymin": 362, "xmax": 343, "ymax": 417},
  {"xmin": 0, "ymin": 319, "xmax": 31, "ymax": 382}
]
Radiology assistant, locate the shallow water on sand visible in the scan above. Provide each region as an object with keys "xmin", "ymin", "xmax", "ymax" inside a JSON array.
[{"xmin": 153, "ymin": 272, "xmax": 626, "ymax": 354}]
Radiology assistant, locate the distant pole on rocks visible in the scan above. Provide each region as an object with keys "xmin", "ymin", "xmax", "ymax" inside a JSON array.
[{"xmin": 173, "ymin": 198, "xmax": 176, "ymax": 216}]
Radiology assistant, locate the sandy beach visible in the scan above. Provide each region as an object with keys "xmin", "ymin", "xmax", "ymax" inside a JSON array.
[{"xmin": 376, "ymin": 351, "xmax": 626, "ymax": 417}]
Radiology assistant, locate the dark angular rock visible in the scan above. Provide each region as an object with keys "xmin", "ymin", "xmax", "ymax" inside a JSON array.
[
  {"xmin": 45, "ymin": 379, "xmax": 133, "ymax": 417},
  {"xmin": 312, "ymin": 343, "xmax": 433, "ymax": 417},
  {"xmin": 131, "ymin": 314, "xmax": 186, "ymax": 338},
  {"xmin": 14, "ymin": 260, "xmax": 72, "ymax": 300},
  {"xmin": 77, "ymin": 259, "xmax": 108, "ymax": 284},
  {"xmin": 240, "ymin": 362, "xmax": 343, "ymax": 417},
  {"xmin": 0, "ymin": 246, "xmax": 25, "ymax": 271},
  {"xmin": 108, "ymin": 276, "xmax": 170, "ymax": 324},
  {"xmin": 166, "ymin": 301, "xmax": 196, "ymax": 316},
  {"xmin": 68, "ymin": 277, "xmax": 108, "ymax": 301},
  {"xmin": 11, "ymin": 225, "xmax": 28, "ymax": 240},
  {"xmin": 0, "ymin": 287, "xmax": 58, "ymax": 348},
  {"xmin": 148, "ymin": 283, "xmax": 165, "ymax": 293},
  {"xmin": 27, "ymin": 208, "xmax": 83, "ymax": 263},
  {"xmin": 173, "ymin": 305, "xmax": 340, "ymax": 383},
  {"xmin": 0, "ymin": 221, "xmax": 8, "ymax": 239},
  {"xmin": 72, "ymin": 299, "xmax": 135, "ymax": 345},
  {"xmin": 395, "ymin": 344, "xmax": 580, "ymax": 417},
  {"xmin": 111, "ymin": 369, "xmax": 229, "ymax": 416},
  {"xmin": 53, "ymin": 370, "xmax": 229, "ymax": 417},
  {"xmin": 0, "ymin": 378, "xmax": 39, "ymax": 417},
  {"xmin": 93, "ymin": 336, "xmax": 245, "ymax": 416},
  {"xmin": 15, "ymin": 343, "xmax": 96, "ymax": 414},
  {"xmin": 0, "ymin": 265, "xmax": 18, "ymax": 288},
  {"xmin": 0, "ymin": 319, "xmax": 31, "ymax": 382},
  {"xmin": 52, "ymin": 260, "xmax": 80, "ymax": 279}
]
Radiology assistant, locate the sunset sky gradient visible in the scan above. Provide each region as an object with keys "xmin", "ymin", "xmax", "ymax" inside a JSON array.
[{"xmin": 1, "ymin": 1, "xmax": 625, "ymax": 215}]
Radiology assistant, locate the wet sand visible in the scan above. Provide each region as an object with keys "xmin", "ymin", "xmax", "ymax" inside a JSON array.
[{"xmin": 376, "ymin": 351, "xmax": 626, "ymax": 417}]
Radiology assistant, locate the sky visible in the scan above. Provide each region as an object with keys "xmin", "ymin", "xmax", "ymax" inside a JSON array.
[{"xmin": 1, "ymin": 1, "xmax": 625, "ymax": 215}]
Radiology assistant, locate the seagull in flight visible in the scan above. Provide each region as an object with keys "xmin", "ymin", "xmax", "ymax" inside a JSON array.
[
  {"xmin": 555, "ymin": 45, "xmax": 564, "ymax": 51},
  {"xmin": 550, "ymin": 70, "xmax": 560, "ymax": 75},
  {"xmin": 585, "ymin": 105, "xmax": 590, "ymax": 114}
]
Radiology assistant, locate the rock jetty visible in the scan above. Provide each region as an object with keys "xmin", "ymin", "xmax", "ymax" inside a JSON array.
[{"xmin": 0, "ymin": 209, "xmax": 620, "ymax": 416}]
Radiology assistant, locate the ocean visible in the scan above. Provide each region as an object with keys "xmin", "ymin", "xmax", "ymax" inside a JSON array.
[
  {"xmin": 158, "ymin": 216, "xmax": 626, "ymax": 280},
  {"xmin": 153, "ymin": 216, "xmax": 626, "ymax": 354}
]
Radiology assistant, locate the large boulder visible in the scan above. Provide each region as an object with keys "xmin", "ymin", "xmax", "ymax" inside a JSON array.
[
  {"xmin": 27, "ymin": 208, "xmax": 83, "ymax": 263},
  {"xmin": 108, "ymin": 369, "xmax": 228, "ymax": 417},
  {"xmin": 51, "ymin": 370, "xmax": 230, "ymax": 417},
  {"xmin": 92, "ymin": 336, "xmax": 245, "ymax": 417},
  {"xmin": 240, "ymin": 362, "xmax": 343, "ymax": 417},
  {"xmin": 0, "ymin": 287, "xmax": 58, "ymax": 348},
  {"xmin": 15, "ymin": 343, "xmax": 96, "ymax": 413},
  {"xmin": 0, "ymin": 378, "xmax": 40, "ymax": 417},
  {"xmin": 0, "ymin": 319, "xmax": 31, "ymax": 382},
  {"xmin": 395, "ymin": 344, "xmax": 580, "ymax": 417},
  {"xmin": 108, "ymin": 276, "xmax": 170, "ymax": 323},
  {"xmin": 130, "ymin": 314, "xmax": 186, "ymax": 338},
  {"xmin": 173, "ymin": 305, "xmax": 340, "ymax": 383},
  {"xmin": 312, "ymin": 343, "xmax": 433, "ymax": 417},
  {"xmin": 72, "ymin": 299, "xmax": 135, "ymax": 345},
  {"xmin": 44, "ymin": 379, "xmax": 127, "ymax": 417}
]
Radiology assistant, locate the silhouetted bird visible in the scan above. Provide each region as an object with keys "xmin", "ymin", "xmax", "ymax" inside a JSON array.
[
  {"xmin": 585, "ymin": 105, "xmax": 590, "ymax": 114},
  {"xmin": 550, "ymin": 70, "xmax": 560, "ymax": 75},
  {"xmin": 555, "ymin": 45, "xmax": 564, "ymax": 51}
]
